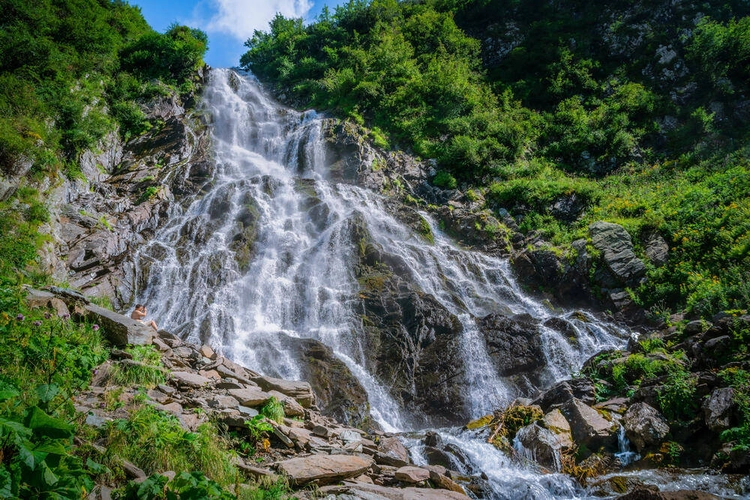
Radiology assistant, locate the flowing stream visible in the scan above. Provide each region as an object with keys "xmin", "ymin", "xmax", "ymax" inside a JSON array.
[{"xmin": 134, "ymin": 69, "xmax": 640, "ymax": 498}]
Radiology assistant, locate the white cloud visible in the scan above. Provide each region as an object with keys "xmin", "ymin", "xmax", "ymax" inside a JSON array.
[{"xmin": 195, "ymin": 0, "xmax": 314, "ymax": 41}]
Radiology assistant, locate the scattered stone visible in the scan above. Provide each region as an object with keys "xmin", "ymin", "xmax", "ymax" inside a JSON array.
[
  {"xmin": 395, "ymin": 466, "xmax": 430, "ymax": 484},
  {"xmin": 376, "ymin": 436, "xmax": 410, "ymax": 467},
  {"xmin": 199, "ymin": 344, "xmax": 217, "ymax": 360},
  {"xmin": 276, "ymin": 454, "xmax": 374, "ymax": 486},
  {"xmin": 228, "ymin": 387, "xmax": 271, "ymax": 407},
  {"xmin": 251, "ymin": 376, "xmax": 315, "ymax": 408},
  {"xmin": 122, "ymin": 460, "xmax": 146, "ymax": 479},
  {"xmin": 429, "ymin": 470, "xmax": 466, "ymax": 495},
  {"xmin": 170, "ymin": 371, "xmax": 211, "ymax": 388}
]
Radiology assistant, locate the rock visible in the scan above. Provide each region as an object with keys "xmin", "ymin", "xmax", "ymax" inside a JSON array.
[
  {"xmin": 279, "ymin": 335, "xmax": 372, "ymax": 428},
  {"xmin": 478, "ymin": 313, "xmax": 546, "ymax": 377},
  {"xmin": 228, "ymin": 387, "xmax": 271, "ymax": 407},
  {"xmin": 275, "ymin": 454, "xmax": 374, "ymax": 486},
  {"xmin": 644, "ymin": 233, "xmax": 669, "ymax": 267},
  {"xmin": 207, "ymin": 395, "xmax": 240, "ymax": 410},
  {"xmin": 683, "ymin": 320, "xmax": 709, "ymax": 336},
  {"xmin": 622, "ymin": 402, "xmax": 670, "ymax": 452},
  {"xmin": 395, "ymin": 466, "xmax": 430, "ymax": 484},
  {"xmin": 429, "ymin": 470, "xmax": 466, "ymax": 495},
  {"xmin": 251, "ymin": 375, "xmax": 314, "ymax": 408},
  {"xmin": 561, "ymin": 398, "xmax": 618, "ymax": 453},
  {"xmin": 532, "ymin": 379, "xmax": 596, "ymax": 412},
  {"xmin": 78, "ymin": 302, "xmax": 155, "ymax": 346},
  {"xmin": 589, "ymin": 221, "xmax": 646, "ymax": 288},
  {"xmin": 198, "ymin": 344, "xmax": 217, "ymax": 360},
  {"xmin": 170, "ymin": 371, "xmax": 211, "ymax": 388},
  {"xmin": 322, "ymin": 482, "xmax": 468, "ymax": 499},
  {"xmin": 542, "ymin": 409, "xmax": 574, "ymax": 450},
  {"xmin": 376, "ymin": 436, "xmax": 410, "ymax": 467},
  {"xmin": 703, "ymin": 387, "xmax": 735, "ymax": 432},
  {"xmin": 355, "ymin": 225, "xmax": 467, "ymax": 425},
  {"xmin": 122, "ymin": 460, "xmax": 146, "ymax": 479},
  {"xmin": 514, "ymin": 423, "xmax": 563, "ymax": 471}
]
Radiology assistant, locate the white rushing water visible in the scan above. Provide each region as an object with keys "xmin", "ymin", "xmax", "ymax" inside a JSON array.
[{"xmin": 135, "ymin": 69, "xmax": 634, "ymax": 497}]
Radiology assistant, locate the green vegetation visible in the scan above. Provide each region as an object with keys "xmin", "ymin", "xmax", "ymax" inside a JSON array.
[
  {"xmin": 241, "ymin": 0, "xmax": 750, "ymax": 318},
  {"xmin": 0, "ymin": 0, "xmax": 207, "ymax": 176},
  {"xmin": 109, "ymin": 345, "xmax": 167, "ymax": 388},
  {"xmin": 260, "ymin": 396, "xmax": 285, "ymax": 424}
]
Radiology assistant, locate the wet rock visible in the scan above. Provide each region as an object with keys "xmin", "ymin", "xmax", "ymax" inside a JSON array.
[
  {"xmin": 357, "ymin": 231, "xmax": 467, "ymax": 425},
  {"xmin": 276, "ymin": 454, "xmax": 373, "ymax": 486},
  {"xmin": 622, "ymin": 402, "xmax": 669, "ymax": 452},
  {"xmin": 589, "ymin": 221, "xmax": 646, "ymax": 288},
  {"xmin": 514, "ymin": 422, "xmax": 563, "ymax": 471},
  {"xmin": 280, "ymin": 336, "xmax": 372, "ymax": 429},
  {"xmin": 429, "ymin": 470, "xmax": 466, "ymax": 495},
  {"xmin": 561, "ymin": 398, "xmax": 618, "ymax": 453},
  {"xmin": 542, "ymin": 409, "xmax": 574, "ymax": 450},
  {"xmin": 478, "ymin": 313, "xmax": 546, "ymax": 377},
  {"xmin": 703, "ymin": 387, "xmax": 735, "ymax": 432},
  {"xmin": 619, "ymin": 487, "xmax": 721, "ymax": 499}
]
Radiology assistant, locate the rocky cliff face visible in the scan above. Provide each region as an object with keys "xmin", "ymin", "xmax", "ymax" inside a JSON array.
[{"xmin": 39, "ymin": 73, "xmax": 213, "ymax": 311}]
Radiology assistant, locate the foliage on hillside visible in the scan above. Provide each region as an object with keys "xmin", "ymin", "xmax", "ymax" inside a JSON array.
[
  {"xmin": 0, "ymin": 0, "xmax": 208, "ymax": 177},
  {"xmin": 241, "ymin": 0, "xmax": 750, "ymax": 318}
]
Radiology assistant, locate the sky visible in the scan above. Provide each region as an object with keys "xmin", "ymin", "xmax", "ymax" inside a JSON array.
[{"xmin": 131, "ymin": 0, "xmax": 347, "ymax": 68}]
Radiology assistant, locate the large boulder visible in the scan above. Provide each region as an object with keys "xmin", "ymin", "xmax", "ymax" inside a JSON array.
[
  {"xmin": 532, "ymin": 378, "xmax": 596, "ymax": 412},
  {"xmin": 622, "ymin": 402, "xmax": 670, "ymax": 452},
  {"xmin": 276, "ymin": 454, "xmax": 373, "ymax": 486},
  {"xmin": 542, "ymin": 409, "xmax": 574, "ymax": 450},
  {"xmin": 514, "ymin": 422, "xmax": 563, "ymax": 471},
  {"xmin": 589, "ymin": 221, "xmax": 646, "ymax": 288},
  {"xmin": 561, "ymin": 398, "xmax": 618, "ymax": 453},
  {"xmin": 702, "ymin": 387, "xmax": 735, "ymax": 433},
  {"xmin": 477, "ymin": 313, "xmax": 546, "ymax": 377}
]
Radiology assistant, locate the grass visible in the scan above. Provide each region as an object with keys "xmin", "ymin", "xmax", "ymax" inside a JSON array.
[{"xmin": 109, "ymin": 345, "xmax": 167, "ymax": 388}]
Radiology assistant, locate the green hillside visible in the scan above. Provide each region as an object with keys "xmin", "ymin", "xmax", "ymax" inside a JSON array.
[{"xmin": 241, "ymin": 0, "xmax": 750, "ymax": 319}]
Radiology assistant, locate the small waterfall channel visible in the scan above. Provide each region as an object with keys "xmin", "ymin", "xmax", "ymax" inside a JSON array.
[{"xmin": 135, "ymin": 69, "xmax": 633, "ymax": 497}]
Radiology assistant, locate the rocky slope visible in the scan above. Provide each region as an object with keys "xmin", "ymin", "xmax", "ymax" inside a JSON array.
[{"xmin": 38, "ymin": 70, "xmax": 213, "ymax": 311}]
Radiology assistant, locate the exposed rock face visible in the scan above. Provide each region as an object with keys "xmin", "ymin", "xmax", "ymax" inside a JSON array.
[
  {"xmin": 589, "ymin": 221, "xmax": 646, "ymax": 288},
  {"xmin": 622, "ymin": 402, "xmax": 670, "ymax": 452},
  {"xmin": 282, "ymin": 336, "xmax": 374, "ymax": 430},
  {"xmin": 477, "ymin": 313, "xmax": 546, "ymax": 377},
  {"xmin": 352, "ymin": 217, "xmax": 466, "ymax": 426},
  {"xmin": 40, "ymin": 81, "xmax": 211, "ymax": 310},
  {"xmin": 542, "ymin": 409, "xmax": 574, "ymax": 450}
]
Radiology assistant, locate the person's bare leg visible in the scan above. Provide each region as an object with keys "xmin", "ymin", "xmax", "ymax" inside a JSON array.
[{"xmin": 149, "ymin": 320, "xmax": 158, "ymax": 330}]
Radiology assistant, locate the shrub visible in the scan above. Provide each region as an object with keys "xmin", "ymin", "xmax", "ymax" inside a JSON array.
[
  {"xmin": 260, "ymin": 397, "xmax": 285, "ymax": 424},
  {"xmin": 432, "ymin": 171, "xmax": 457, "ymax": 189}
]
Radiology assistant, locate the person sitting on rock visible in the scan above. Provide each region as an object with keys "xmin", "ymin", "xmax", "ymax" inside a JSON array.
[{"xmin": 130, "ymin": 303, "xmax": 158, "ymax": 330}]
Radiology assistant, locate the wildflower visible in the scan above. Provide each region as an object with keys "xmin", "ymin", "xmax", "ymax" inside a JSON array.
[
  {"xmin": 92, "ymin": 324, "xmax": 100, "ymax": 331},
  {"xmin": 33, "ymin": 320, "xmax": 42, "ymax": 327},
  {"xmin": 61, "ymin": 313, "xmax": 70, "ymax": 320},
  {"xmin": 16, "ymin": 314, "xmax": 24, "ymax": 321},
  {"xmin": 44, "ymin": 312, "xmax": 52, "ymax": 319}
]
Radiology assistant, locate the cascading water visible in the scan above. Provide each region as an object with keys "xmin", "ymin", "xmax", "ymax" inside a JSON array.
[{"xmin": 134, "ymin": 69, "xmax": 630, "ymax": 497}]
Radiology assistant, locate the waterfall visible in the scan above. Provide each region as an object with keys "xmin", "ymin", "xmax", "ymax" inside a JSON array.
[{"xmin": 134, "ymin": 69, "xmax": 630, "ymax": 497}]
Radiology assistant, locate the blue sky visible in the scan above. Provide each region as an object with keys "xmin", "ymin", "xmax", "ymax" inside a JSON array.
[{"xmin": 131, "ymin": 0, "xmax": 346, "ymax": 68}]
